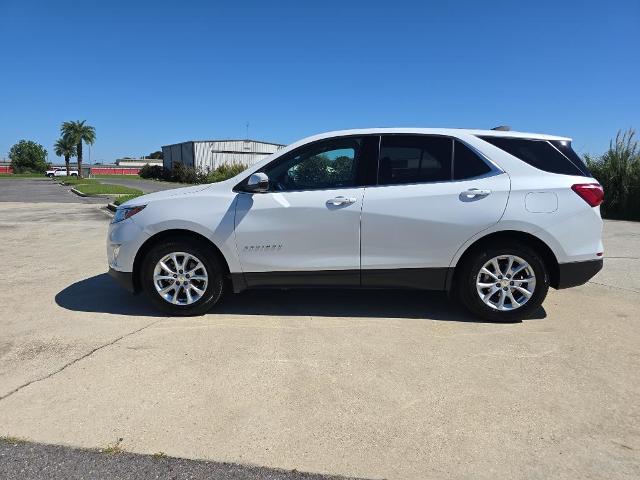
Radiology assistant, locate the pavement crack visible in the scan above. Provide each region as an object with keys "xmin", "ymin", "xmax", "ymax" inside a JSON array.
[
  {"xmin": 587, "ymin": 281, "xmax": 640, "ymax": 294},
  {"xmin": 0, "ymin": 320, "xmax": 161, "ymax": 402}
]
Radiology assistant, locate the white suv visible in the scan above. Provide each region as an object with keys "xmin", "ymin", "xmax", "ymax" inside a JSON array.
[{"xmin": 107, "ymin": 128, "xmax": 604, "ymax": 321}]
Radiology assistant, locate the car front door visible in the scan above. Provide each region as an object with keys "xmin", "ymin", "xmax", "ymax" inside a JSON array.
[
  {"xmin": 360, "ymin": 134, "xmax": 510, "ymax": 289},
  {"xmin": 233, "ymin": 136, "xmax": 375, "ymax": 287}
]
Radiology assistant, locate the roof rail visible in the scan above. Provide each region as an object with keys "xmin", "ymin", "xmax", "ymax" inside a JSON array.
[{"xmin": 491, "ymin": 125, "xmax": 511, "ymax": 131}]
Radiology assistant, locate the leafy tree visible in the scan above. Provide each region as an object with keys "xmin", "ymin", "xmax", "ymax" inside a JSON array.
[
  {"xmin": 148, "ymin": 150, "xmax": 163, "ymax": 160},
  {"xmin": 9, "ymin": 140, "xmax": 48, "ymax": 173},
  {"xmin": 54, "ymin": 136, "xmax": 77, "ymax": 176},
  {"xmin": 61, "ymin": 120, "xmax": 96, "ymax": 178}
]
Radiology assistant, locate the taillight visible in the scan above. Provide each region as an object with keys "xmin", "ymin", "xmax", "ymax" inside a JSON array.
[{"xmin": 571, "ymin": 183, "xmax": 604, "ymax": 207}]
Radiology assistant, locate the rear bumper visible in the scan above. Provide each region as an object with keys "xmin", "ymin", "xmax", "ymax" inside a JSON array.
[
  {"xmin": 108, "ymin": 267, "xmax": 135, "ymax": 293},
  {"xmin": 555, "ymin": 259, "xmax": 603, "ymax": 289}
]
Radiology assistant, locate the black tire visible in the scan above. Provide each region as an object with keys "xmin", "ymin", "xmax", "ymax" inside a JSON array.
[
  {"xmin": 140, "ymin": 238, "xmax": 225, "ymax": 316},
  {"xmin": 456, "ymin": 243, "xmax": 549, "ymax": 322},
  {"xmin": 47, "ymin": 173, "xmax": 54, "ymax": 178}
]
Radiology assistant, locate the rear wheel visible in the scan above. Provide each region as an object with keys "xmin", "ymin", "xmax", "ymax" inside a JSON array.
[
  {"xmin": 141, "ymin": 239, "xmax": 225, "ymax": 316},
  {"xmin": 456, "ymin": 243, "xmax": 549, "ymax": 322}
]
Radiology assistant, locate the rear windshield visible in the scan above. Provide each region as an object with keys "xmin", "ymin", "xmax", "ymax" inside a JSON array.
[{"xmin": 478, "ymin": 136, "xmax": 592, "ymax": 177}]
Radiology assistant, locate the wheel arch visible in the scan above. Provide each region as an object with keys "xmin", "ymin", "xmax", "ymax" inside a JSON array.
[
  {"xmin": 447, "ymin": 230, "xmax": 560, "ymax": 291},
  {"xmin": 131, "ymin": 229, "xmax": 231, "ymax": 293}
]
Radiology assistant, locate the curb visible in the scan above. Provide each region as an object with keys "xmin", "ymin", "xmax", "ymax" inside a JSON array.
[
  {"xmin": 70, "ymin": 187, "xmax": 87, "ymax": 197},
  {"xmin": 107, "ymin": 203, "xmax": 118, "ymax": 212}
]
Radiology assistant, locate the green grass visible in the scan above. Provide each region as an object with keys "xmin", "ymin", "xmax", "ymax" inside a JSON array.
[
  {"xmin": 114, "ymin": 192, "xmax": 144, "ymax": 205},
  {"xmin": 74, "ymin": 183, "xmax": 142, "ymax": 196},
  {"xmin": 60, "ymin": 177, "xmax": 99, "ymax": 185},
  {"xmin": 0, "ymin": 435, "xmax": 27, "ymax": 444},
  {"xmin": 95, "ymin": 174, "xmax": 193, "ymax": 186},
  {"xmin": 101, "ymin": 438, "xmax": 124, "ymax": 455}
]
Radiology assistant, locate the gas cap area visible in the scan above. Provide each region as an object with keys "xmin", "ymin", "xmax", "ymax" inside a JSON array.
[{"xmin": 525, "ymin": 192, "xmax": 558, "ymax": 213}]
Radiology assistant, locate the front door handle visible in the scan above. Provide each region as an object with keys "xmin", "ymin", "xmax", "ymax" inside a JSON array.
[
  {"xmin": 461, "ymin": 188, "xmax": 491, "ymax": 198},
  {"xmin": 327, "ymin": 196, "xmax": 356, "ymax": 206}
]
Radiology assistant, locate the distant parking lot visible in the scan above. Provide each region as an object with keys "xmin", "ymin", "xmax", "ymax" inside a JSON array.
[
  {"xmin": 0, "ymin": 182, "xmax": 638, "ymax": 480},
  {"xmin": 0, "ymin": 177, "xmax": 183, "ymax": 204}
]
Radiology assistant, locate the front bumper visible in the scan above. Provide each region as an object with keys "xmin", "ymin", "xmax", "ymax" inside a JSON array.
[
  {"xmin": 555, "ymin": 259, "xmax": 603, "ymax": 289},
  {"xmin": 108, "ymin": 267, "xmax": 135, "ymax": 293}
]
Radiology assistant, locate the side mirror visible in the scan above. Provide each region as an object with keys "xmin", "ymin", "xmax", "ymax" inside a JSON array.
[{"xmin": 245, "ymin": 172, "xmax": 269, "ymax": 193}]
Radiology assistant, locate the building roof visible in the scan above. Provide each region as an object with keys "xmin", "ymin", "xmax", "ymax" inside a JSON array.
[{"xmin": 162, "ymin": 139, "xmax": 286, "ymax": 148}]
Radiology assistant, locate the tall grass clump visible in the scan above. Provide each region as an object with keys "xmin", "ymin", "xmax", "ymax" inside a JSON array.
[{"xmin": 586, "ymin": 128, "xmax": 640, "ymax": 220}]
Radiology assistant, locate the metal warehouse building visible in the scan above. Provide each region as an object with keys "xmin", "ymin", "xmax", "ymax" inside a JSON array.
[{"xmin": 162, "ymin": 139, "xmax": 284, "ymax": 172}]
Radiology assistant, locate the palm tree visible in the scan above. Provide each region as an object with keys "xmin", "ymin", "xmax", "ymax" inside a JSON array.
[
  {"xmin": 54, "ymin": 136, "xmax": 77, "ymax": 176},
  {"xmin": 61, "ymin": 120, "xmax": 96, "ymax": 178}
]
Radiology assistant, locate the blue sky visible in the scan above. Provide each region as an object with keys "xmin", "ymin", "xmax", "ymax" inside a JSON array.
[{"xmin": 0, "ymin": 0, "xmax": 638, "ymax": 164}]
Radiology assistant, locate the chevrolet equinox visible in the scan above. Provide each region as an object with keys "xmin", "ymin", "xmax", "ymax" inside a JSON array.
[{"xmin": 107, "ymin": 128, "xmax": 604, "ymax": 321}]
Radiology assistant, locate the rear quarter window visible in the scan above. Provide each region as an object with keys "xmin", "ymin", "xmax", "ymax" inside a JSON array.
[
  {"xmin": 478, "ymin": 136, "xmax": 591, "ymax": 177},
  {"xmin": 453, "ymin": 141, "xmax": 492, "ymax": 180}
]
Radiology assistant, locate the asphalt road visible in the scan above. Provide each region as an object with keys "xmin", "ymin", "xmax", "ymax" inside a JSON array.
[
  {"xmin": 0, "ymin": 181, "xmax": 638, "ymax": 479},
  {"xmin": 0, "ymin": 179, "xmax": 107, "ymax": 203},
  {"xmin": 0, "ymin": 439, "xmax": 361, "ymax": 480},
  {"xmin": 0, "ymin": 177, "xmax": 187, "ymax": 205}
]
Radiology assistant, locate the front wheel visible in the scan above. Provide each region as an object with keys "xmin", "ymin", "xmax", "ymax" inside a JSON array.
[
  {"xmin": 47, "ymin": 173, "xmax": 54, "ymax": 178},
  {"xmin": 456, "ymin": 244, "xmax": 549, "ymax": 322},
  {"xmin": 141, "ymin": 239, "xmax": 225, "ymax": 316}
]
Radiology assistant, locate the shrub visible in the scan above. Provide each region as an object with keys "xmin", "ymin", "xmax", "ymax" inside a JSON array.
[
  {"xmin": 139, "ymin": 162, "xmax": 249, "ymax": 185},
  {"xmin": 206, "ymin": 163, "xmax": 248, "ymax": 183},
  {"xmin": 170, "ymin": 163, "xmax": 207, "ymax": 184},
  {"xmin": 139, "ymin": 164, "xmax": 164, "ymax": 179}
]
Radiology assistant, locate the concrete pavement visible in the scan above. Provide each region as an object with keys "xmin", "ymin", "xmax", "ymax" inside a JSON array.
[{"xmin": 0, "ymin": 198, "xmax": 638, "ymax": 479}]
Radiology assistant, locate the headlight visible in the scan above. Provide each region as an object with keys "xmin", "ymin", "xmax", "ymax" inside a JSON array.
[{"xmin": 112, "ymin": 205, "xmax": 146, "ymax": 224}]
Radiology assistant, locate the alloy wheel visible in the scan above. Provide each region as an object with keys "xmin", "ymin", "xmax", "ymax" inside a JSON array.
[
  {"xmin": 153, "ymin": 252, "xmax": 209, "ymax": 305},
  {"xmin": 475, "ymin": 255, "xmax": 536, "ymax": 311}
]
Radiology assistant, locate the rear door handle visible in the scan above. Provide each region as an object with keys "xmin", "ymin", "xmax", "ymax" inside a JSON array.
[
  {"xmin": 327, "ymin": 196, "xmax": 356, "ymax": 206},
  {"xmin": 461, "ymin": 188, "xmax": 491, "ymax": 198}
]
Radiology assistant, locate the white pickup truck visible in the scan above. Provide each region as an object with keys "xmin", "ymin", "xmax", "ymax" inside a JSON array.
[{"xmin": 45, "ymin": 167, "xmax": 79, "ymax": 178}]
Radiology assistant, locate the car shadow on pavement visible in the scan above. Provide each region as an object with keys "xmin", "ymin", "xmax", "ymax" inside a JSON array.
[
  {"xmin": 218, "ymin": 288, "xmax": 547, "ymax": 322},
  {"xmin": 56, "ymin": 273, "xmax": 547, "ymax": 323},
  {"xmin": 55, "ymin": 273, "xmax": 164, "ymax": 317}
]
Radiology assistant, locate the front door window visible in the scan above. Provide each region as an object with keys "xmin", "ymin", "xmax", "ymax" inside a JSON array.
[{"xmin": 261, "ymin": 139, "xmax": 360, "ymax": 191}]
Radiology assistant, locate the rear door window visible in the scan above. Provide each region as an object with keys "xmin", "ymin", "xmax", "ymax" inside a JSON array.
[
  {"xmin": 378, "ymin": 135, "xmax": 452, "ymax": 185},
  {"xmin": 479, "ymin": 136, "xmax": 589, "ymax": 176}
]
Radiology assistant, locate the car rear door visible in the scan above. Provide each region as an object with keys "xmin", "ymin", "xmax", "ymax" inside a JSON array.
[{"xmin": 360, "ymin": 134, "xmax": 510, "ymax": 289}]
